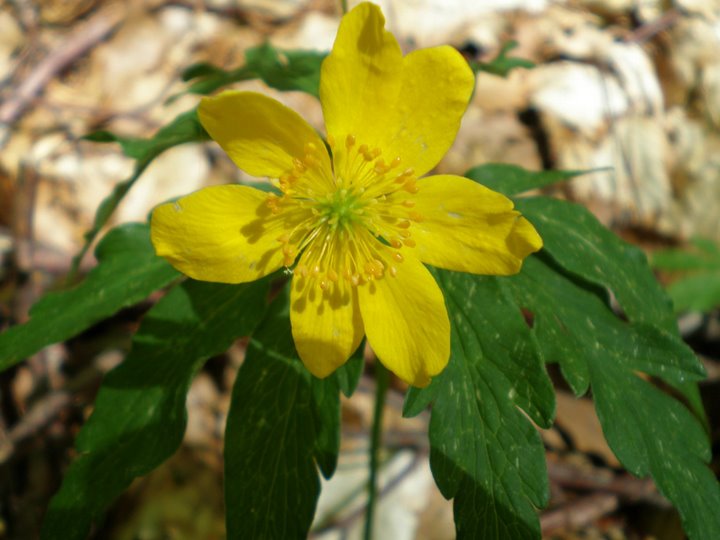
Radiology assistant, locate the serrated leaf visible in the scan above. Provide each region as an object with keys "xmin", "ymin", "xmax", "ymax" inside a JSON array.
[
  {"xmin": 177, "ymin": 43, "xmax": 326, "ymax": 100},
  {"xmin": 404, "ymin": 269, "xmax": 552, "ymax": 539},
  {"xmin": 40, "ymin": 278, "xmax": 270, "ymax": 540},
  {"xmin": 224, "ymin": 289, "xmax": 353, "ymax": 538},
  {"xmin": 71, "ymin": 110, "xmax": 209, "ymax": 276},
  {"xmin": 465, "ymin": 163, "xmax": 588, "ymax": 196},
  {"xmin": 506, "ymin": 255, "xmax": 718, "ymax": 540},
  {"xmin": 472, "ymin": 41, "xmax": 534, "ymax": 77},
  {"xmin": 516, "ymin": 197, "xmax": 677, "ymax": 333},
  {"xmin": 0, "ymin": 224, "xmax": 178, "ymax": 372}
]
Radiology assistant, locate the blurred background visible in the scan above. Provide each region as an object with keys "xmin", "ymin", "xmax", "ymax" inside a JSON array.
[{"xmin": 0, "ymin": 0, "xmax": 719, "ymax": 538}]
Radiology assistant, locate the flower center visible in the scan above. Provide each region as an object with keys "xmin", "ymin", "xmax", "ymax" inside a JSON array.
[
  {"xmin": 316, "ymin": 188, "xmax": 365, "ymax": 233},
  {"xmin": 267, "ymin": 133, "xmax": 424, "ymax": 289}
]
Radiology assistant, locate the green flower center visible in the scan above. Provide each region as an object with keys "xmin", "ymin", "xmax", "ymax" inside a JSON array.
[{"xmin": 316, "ymin": 188, "xmax": 365, "ymax": 233}]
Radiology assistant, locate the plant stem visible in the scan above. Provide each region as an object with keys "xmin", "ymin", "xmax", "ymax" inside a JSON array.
[
  {"xmin": 340, "ymin": 0, "xmax": 348, "ymax": 14},
  {"xmin": 363, "ymin": 361, "xmax": 390, "ymax": 540}
]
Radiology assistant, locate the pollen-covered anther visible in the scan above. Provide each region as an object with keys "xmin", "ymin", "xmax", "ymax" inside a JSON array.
[
  {"xmin": 364, "ymin": 258, "xmax": 384, "ymax": 279},
  {"xmin": 393, "ymin": 252, "xmax": 404, "ymax": 262},
  {"xmin": 359, "ymin": 144, "xmax": 373, "ymax": 161},
  {"xmin": 409, "ymin": 211, "xmax": 424, "ymax": 222},
  {"xmin": 319, "ymin": 279, "xmax": 328, "ymax": 290},
  {"xmin": 327, "ymin": 268, "xmax": 339, "ymax": 282},
  {"xmin": 397, "ymin": 220, "xmax": 411, "ymax": 229},
  {"xmin": 403, "ymin": 238, "xmax": 416, "ymax": 248},
  {"xmin": 390, "ymin": 238, "xmax": 402, "ymax": 248},
  {"xmin": 403, "ymin": 180, "xmax": 419, "ymax": 194},
  {"xmin": 399, "ymin": 229, "xmax": 412, "ymax": 239},
  {"xmin": 394, "ymin": 168, "xmax": 414, "ymax": 183},
  {"xmin": 373, "ymin": 159, "xmax": 389, "ymax": 174},
  {"xmin": 282, "ymin": 245, "xmax": 296, "ymax": 266},
  {"xmin": 389, "ymin": 266, "xmax": 398, "ymax": 277},
  {"xmin": 401, "ymin": 199, "xmax": 416, "ymax": 208},
  {"xmin": 389, "ymin": 156, "xmax": 401, "ymax": 169},
  {"xmin": 296, "ymin": 264, "xmax": 309, "ymax": 278},
  {"xmin": 346, "ymin": 134, "xmax": 356, "ymax": 148},
  {"xmin": 276, "ymin": 233, "xmax": 290, "ymax": 244},
  {"xmin": 292, "ymin": 158, "xmax": 307, "ymax": 174}
]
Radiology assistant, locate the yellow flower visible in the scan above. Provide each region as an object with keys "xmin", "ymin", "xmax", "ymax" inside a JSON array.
[{"xmin": 151, "ymin": 2, "xmax": 542, "ymax": 387}]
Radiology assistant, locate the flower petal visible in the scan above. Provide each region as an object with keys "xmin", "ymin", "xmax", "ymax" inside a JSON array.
[
  {"xmin": 151, "ymin": 185, "xmax": 299, "ymax": 283},
  {"xmin": 409, "ymin": 175, "xmax": 543, "ymax": 275},
  {"xmin": 381, "ymin": 46, "xmax": 475, "ymax": 177},
  {"xmin": 320, "ymin": 2, "xmax": 403, "ymax": 149},
  {"xmin": 291, "ymin": 268, "xmax": 364, "ymax": 378},
  {"xmin": 198, "ymin": 90, "xmax": 332, "ymax": 183},
  {"xmin": 358, "ymin": 250, "xmax": 449, "ymax": 387}
]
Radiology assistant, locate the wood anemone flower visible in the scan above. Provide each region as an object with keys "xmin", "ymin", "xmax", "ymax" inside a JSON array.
[{"xmin": 150, "ymin": 2, "xmax": 542, "ymax": 387}]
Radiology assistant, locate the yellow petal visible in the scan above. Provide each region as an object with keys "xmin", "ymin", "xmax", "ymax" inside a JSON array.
[
  {"xmin": 320, "ymin": 2, "xmax": 403, "ymax": 149},
  {"xmin": 198, "ymin": 91, "xmax": 332, "ymax": 186},
  {"xmin": 291, "ymin": 264, "xmax": 364, "ymax": 378},
  {"xmin": 381, "ymin": 46, "xmax": 475, "ymax": 177},
  {"xmin": 357, "ymin": 248, "xmax": 449, "ymax": 387},
  {"xmin": 151, "ymin": 185, "xmax": 299, "ymax": 283},
  {"xmin": 409, "ymin": 175, "xmax": 543, "ymax": 275}
]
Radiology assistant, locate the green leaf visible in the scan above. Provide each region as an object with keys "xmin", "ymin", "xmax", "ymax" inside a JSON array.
[
  {"xmin": 224, "ymin": 289, "xmax": 350, "ymax": 538},
  {"xmin": 506, "ymin": 255, "xmax": 718, "ymax": 540},
  {"xmin": 41, "ymin": 278, "xmax": 270, "ymax": 540},
  {"xmin": 465, "ymin": 163, "xmax": 588, "ymax": 196},
  {"xmin": 517, "ymin": 197, "xmax": 677, "ymax": 333},
  {"xmin": 404, "ymin": 270, "xmax": 552, "ymax": 539},
  {"xmin": 178, "ymin": 43, "xmax": 326, "ymax": 100},
  {"xmin": 83, "ymin": 109, "xmax": 208, "ymax": 165},
  {"xmin": 0, "ymin": 224, "xmax": 178, "ymax": 372},
  {"xmin": 667, "ymin": 272, "xmax": 720, "ymax": 312},
  {"xmin": 71, "ymin": 110, "xmax": 209, "ymax": 276},
  {"xmin": 471, "ymin": 41, "xmax": 534, "ymax": 77}
]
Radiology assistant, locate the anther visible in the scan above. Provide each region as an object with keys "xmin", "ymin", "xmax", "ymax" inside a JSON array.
[
  {"xmin": 304, "ymin": 142, "xmax": 317, "ymax": 154},
  {"xmin": 401, "ymin": 199, "xmax": 416, "ymax": 208},
  {"xmin": 292, "ymin": 158, "xmax": 306, "ymax": 174},
  {"xmin": 374, "ymin": 159, "xmax": 388, "ymax": 174},
  {"xmin": 399, "ymin": 230, "xmax": 412, "ymax": 238},
  {"xmin": 346, "ymin": 134, "xmax": 356, "ymax": 148},
  {"xmin": 390, "ymin": 239, "xmax": 402, "ymax": 249},
  {"xmin": 403, "ymin": 180, "xmax": 419, "ymax": 194},
  {"xmin": 389, "ymin": 266, "xmax": 398, "ymax": 277},
  {"xmin": 397, "ymin": 220, "xmax": 411, "ymax": 229},
  {"xmin": 296, "ymin": 265, "xmax": 309, "ymax": 277},
  {"xmin": 409, "ymin": 211, "xmax": 424, "ymax": 222},
  {"xmin": 327, "ymin": 268, "xmax": 339, "ymax": 282},
  {"xmin": 312, "ymin": 265, "xmax": 321, "ymax": 275},
  {"xmin": 403, "ymin": 238, "xmax": 416, "ymax": 247},
  {"xmin": 319, "ymin": 280, "xmax": 328, "ymax": 290},
  {"xmin": 371, "ymin": 148, "xmax": 381, "ymax": 158},
  {"xmin": 393, "ymin": 252, "xmax": 404, "ymax": 262},
  {"xmin": 351, "ymin": 273, "xmax": 360, "ymax": 286},
  {"xmin": 276, "ymin": 233, "xmax": 290, "ymax": 243},
  {"xmin": 390, "ymin": 156, "xmax": 401, "ymax": 169}
]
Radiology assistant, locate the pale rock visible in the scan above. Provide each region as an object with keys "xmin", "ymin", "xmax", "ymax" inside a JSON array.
[
  {"xmin": 0, "ymin": 10, "xmax": 23, "ymax": 81},
  {"xmin": 349, "ymin": 0, "xmax": 548, "ymax": 49},
  {"xmin": 529, "ymin": 62, "xmax": 629, "ymax": 136},
  {"xmin": 116, "ymin": 144, "xmax": 210, "ymax": 223},
  {"xmin": 232, "ymin": 0, "xmax": 311, "ymax": 20},
  {"xmin": 271, "ymin": 11, "xmax": 340, "ymax": 52}
]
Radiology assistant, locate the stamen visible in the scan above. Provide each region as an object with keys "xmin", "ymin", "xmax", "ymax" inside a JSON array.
[
  {"xmin": 399, "ymin": 230, "xmax": 412, "ymax": 238},
  {"xmin": 390, "ymin": 239, "xmax": 402, "ymax": 248},
  {"xmin": 403, "ymin": 238, "xmax": 416, "ymax": 247},
  {"xmin": 409, "ymin": 211, "xmax": 424, "ymax": 222},
  {"xmin": 327, "ymin": 268, "xmax": 338, "ymax": 282},
  {"xmin": 346, "ymin": 134, "xmax": 356, "ymax": 148},
  {"xmin": 389, "ymin": 156, "xmax": 401, "ymax": 169},
  {"xmin": 393, "ymin": 252, "xmax": 403, "ymax": 262},
  {"xmin": 402, "ymin": 200, "xmax": 416, "ymax": 208},
  {"xmin": 397, "ymin": 220, "xmax": 411, "ymax": 229},
  {"xmin": 327, "ymin": 135, "xmax": 335, "ymax": 148},
  {"xmin": 389, "ymin": 266, "xmax": 398, "ymax": 277}
]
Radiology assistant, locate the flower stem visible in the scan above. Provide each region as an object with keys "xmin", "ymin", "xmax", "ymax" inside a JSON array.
[
  {"xmin": 363, "ymin": 361, "xmax": 389, "ymax": 540},
  {"xmin": 340, "ymin": 0, "xmax": 348, "ymax": 14}
]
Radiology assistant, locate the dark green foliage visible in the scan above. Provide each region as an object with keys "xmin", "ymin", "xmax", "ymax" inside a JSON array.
[{"xmin": 0, "ymin": 224, "xmax": 178, "ymax": 371}]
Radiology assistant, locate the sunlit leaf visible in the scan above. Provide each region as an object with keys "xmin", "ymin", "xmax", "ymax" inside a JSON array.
[
  {"xmin": 0, "ymin": 224, "xmax": 178, "ymax": 372},
  {"xmin": 178, "ymin": 43, "xmax": 326, "ymax": 100},
  {"xmin": 471, "ymin": 41, "xmax": 534, "ymax": 77},
  {"xmin": 40, "ymin": 278, "xmax": 270, "ymax": 540},
  {"xmin": 404, "ymin": 270, "xmax": 553, "ymax": 539},
  {"xmin": 224, "ymin": 290, "xmax": 356, "ymax": 538},
  {"xmin": 465, "ymin": 163, "xmax": 588, "ymax": 196}
]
